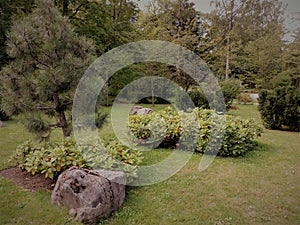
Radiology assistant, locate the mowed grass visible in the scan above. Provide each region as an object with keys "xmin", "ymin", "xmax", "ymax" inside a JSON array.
[{"xmin": 0, "ymin": 104, "xmax": 299, "ymax": 224}]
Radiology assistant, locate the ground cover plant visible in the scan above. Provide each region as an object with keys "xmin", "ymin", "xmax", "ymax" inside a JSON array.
[
  {"xmin": 13, "ymin": 138, "xmax": 143, "ymax": 182},
  {"xmin": 0, "ymin": 104, "xmax": 299, "ymax": 224}
]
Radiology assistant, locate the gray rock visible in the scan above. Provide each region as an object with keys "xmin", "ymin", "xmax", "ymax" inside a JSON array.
[
  {"xmin": 51, "ymin": 167, "xmax": 126, "ymax": 225},
  {"xmin": 130, "ymin": 106, "xmax": 153, "ymax": 115},
  {"xmin": 0, "ymin": 121, "xmax": 3, "ymax": 128},
  {"xmin": 130, "ymin": 105, "xmax": 143, "ymax": 115}
]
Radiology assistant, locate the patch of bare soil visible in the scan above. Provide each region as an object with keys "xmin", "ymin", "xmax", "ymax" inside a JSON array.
[{"xmin": 0, "ymin": 167, "xmax": 55, "ymax": 191}]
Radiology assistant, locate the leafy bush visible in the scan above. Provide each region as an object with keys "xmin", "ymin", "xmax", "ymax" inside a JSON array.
[
  {"xmin": 14, "ymin": 138, "xmax": 143, "ymax": 182},
  {"xmin": 128, "ymin": 107, "xmax": 263, "ymax": 157},
  {"xmin": 80, "ymin": 140, "xmax": 143, "ymax": 183},
  {"xmin": 220, "ymin": 79, "xmax": 242, "ymax": 109},
  {"xmin": 237, "ymin": 93, "xmax": 254, "ymax": 104},
  {"xmin": 187, "ymin": 87, "xmax": 209, "ymax": 109},
  {"xmin": 95, "ymin": 111, "xmax": 108, "ymax": 128},
  {"xmin": 129, "ymin": 107, "xmax": 199, "ymax": 150},
  {"xmin": 14, "ymin": 139, "xmax": 86, "ymax": 179},
  {"xmin": 258, "ymin": 83, "xmax": 300, "ymax": 131},
  {"xmin": 0, "ymin": 108, "xmax": 9, "ymax": 121},
  {"xmin": 186, "ymin": 79, "xmax": 242, "ymax": 110},
  {"xmin": 0, "ymin": 97, "xmax": 9, "ymax": 121},
  {"xmin": 194, "ymin": 109, "xmax": 263, "ymax": 156}
]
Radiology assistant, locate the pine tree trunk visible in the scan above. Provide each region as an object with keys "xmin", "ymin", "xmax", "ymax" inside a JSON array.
[
  {"xmin": 59, "ymin": 109, "xmax": 70, "ymax": 137},
  {"xmin": 54, "ymin": 93, "xmax": 70, "ymax": 137},
  {"xmin": 63, "ymin": 0, "xmax": 69, "ymax": 17}
]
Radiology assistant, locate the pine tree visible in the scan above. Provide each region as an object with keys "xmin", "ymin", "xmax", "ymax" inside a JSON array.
[{"xmin": 0, "ymin": 0, "xmax": 95, "ymax": 138}]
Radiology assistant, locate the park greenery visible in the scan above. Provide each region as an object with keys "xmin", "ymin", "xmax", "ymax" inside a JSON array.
[
  {"xmin": 0, "ymin": 104, "xmax": 299, "ymax": 224},
  {"xmin": 0, "ymin": 0, "xmax": 299, "ymax": 223},
  {"xmin": 13, "ymin": 138, "xmax": 143, "ymax": 182},
  {"xmin": 129, "ymin": 107, "xmax": 263, "ymax": 156},
  {"xmin": 0, "ymin": 0, "xmax": 299, "ymax": 135}
]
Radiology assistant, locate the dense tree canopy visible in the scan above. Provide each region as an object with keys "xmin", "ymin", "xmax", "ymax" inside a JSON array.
[
  {"xmin": 0, "ymin": 0, "xmax": 94, "ymax": 137},
  {"xmin": 0, "ymin": 0, "xmax": 298, "ymax": 135}
]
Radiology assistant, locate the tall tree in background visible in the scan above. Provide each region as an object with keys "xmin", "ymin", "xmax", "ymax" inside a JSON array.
[
  {"xmin": 206, "ymin": 0, "xmax": 285, "ymax": 87},
  {"xmin": 0, "ymin": 0, "xmax": 94, "ymax": 137},
  {"xmin": 274, "ymin": 28, "xmax": 300, "ymax": 86},
  {"xmin": 210, "ymin": 0, "xmax": 244, "ymax": 79},
  {"xmin": 240, "ymin": 0, "xmax": 285, "ymax": 88},
  {"xmin": 138, "ymin": 0, "xmax": 202, "ymax": 50},
  {"xmin": 64, "ymin": 0, "xmax": 139, "ymax": 55},
  {"xmin": 137, "ymin": 0, "xmax": 204, "ymax": 90}
]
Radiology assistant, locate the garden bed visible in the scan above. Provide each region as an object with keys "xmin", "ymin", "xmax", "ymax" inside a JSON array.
[{"xmin": 0, "ymin": 167, "xmax": 55, "ymax": 191}]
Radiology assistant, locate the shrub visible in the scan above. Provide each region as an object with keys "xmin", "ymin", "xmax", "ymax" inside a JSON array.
[
  {"xmin": 220, "ymin": 79, "xmax": 242, "ymax": 109},
  {"xmin": 14, "ymin": 139, "xmax": 86, "ymax": 179},
  {"xmin": 237, "ymin": 93, "xmax": 254, "ymax": 104},
  {"xmin": 128, "ymin": 107, "xmax": 263, "ymax": 157},
  {"xmin": 258, "ymin": 81, "xmax": 300, "ymax": 131},
  {"xmin": 13, "ymin": 138, "xmax": 143, "ymax": 182},
  {"xmin": 187, "ymin": 87, "xmax": 209, "ymax": 109},
  {"xmin": 0, "ymin": 98, "xmax": 9, "ymax": 121},
  {"xmin": 80, "ymin": 140, "xmax": 143, "ymax": 184},
  {"xmin": 129, "ymin": 107, "xmax": 199, "ymax": 150},
  {"xmin": 194, "ymin": 109, "xmax": 263, "ymax": 156},
  {"xmin": 186, "ymin": 79, "xmax": 242, "ymax": 110},
  {"xmin": 0, "ymin": 108, "xmax": 9, "ymax": 121}
]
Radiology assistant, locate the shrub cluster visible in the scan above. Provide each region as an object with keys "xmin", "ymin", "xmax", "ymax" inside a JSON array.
[
  {"xmin": 128, "ymin": 107, "xmax": 263, "ymax": 157},
  {"xmin": 14, "ymin": 139, "xmax": 86, "ymax": 179},
  {"xmin": 0, "ymin": 108, "xmax": 9, "ymax": 121},
  {"xmin": 186, "ymin": 79, "xmax": 242, "ymax": 110},
  {"xmin": 0, "ymin": 99, "xmax": 9, "ymax": 121},
  {"xmin": 258, "ymin": 81, "xmax": 300, "ymax": 131},
  {"xmin": 237, "ymin": 93, "xmax": 254, "ymax": 104},
  {"xmin": 195, "ymin": 109, "xmax": 263, "ymax": 156},
  {"xmin": 13, "ymin": 138, "xmax": 143, "ymax": 182},
  {"xmin": 129, "ymin": 107, "xmax": 199, "ymax": 150}
]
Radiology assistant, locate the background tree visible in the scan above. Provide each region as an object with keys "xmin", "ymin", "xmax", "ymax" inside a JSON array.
[
  {"xmin": 205, "ymin": 0, "xmax": 285, "ymax": 87},
  {"xmin": 238, "ymin": 0, "xmax": 285, "ymax": 88},
  {"xmin": 62, "ymin": 0, "xmax": 139, "ymax": 55},
  {"xmin": 136, "ymin": 0, "xmax": 204, "ymax": 90},
  {"xmin": 0, "ymin": 0, "xmax": 35, "ymax": 69},
  {"xmin": 209, "ymin": 0, "xmax": 245, "ymax": 79},
  {"xmin": 0, "ymin": 0, "xmax": 94, "ymax": 138}
]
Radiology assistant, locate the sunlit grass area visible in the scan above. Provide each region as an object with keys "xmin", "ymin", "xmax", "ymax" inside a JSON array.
[{"xmin": 0, "ymin": 104, "xmax": 299, "ymax": 224}]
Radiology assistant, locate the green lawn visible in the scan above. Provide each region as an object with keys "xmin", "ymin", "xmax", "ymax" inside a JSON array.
[{"xmin": 0, "ymin": 104, "xmax": 299, "ymax": 225}]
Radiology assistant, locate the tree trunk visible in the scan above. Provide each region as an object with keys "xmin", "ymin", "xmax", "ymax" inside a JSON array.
[
  {"xmin": 151, "ymin": 77, "xmax": 155, "ymax": 107},
  {"xmin": 225, "ymin": 19, "xmax": 232, "ymax": 80},
  {"xmin": 62, "ymin": 0, "xmax": 69, "ymax": 17},
  {"xmin": 54, "ymin": 93, "xmax": 70, "ymax": 137},
  {"xmin": 225, "ymin": 38, "xmax": 230, "ymax": 80},
  {"xmin": 225, "ymin": 0, "xmax": 234, "ymax": 80}
]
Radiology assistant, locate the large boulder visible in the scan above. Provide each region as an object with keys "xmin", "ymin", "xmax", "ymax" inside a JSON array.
[{"xmin": 51, "ymin": 167, "xmax": 126, "ymax": 225}]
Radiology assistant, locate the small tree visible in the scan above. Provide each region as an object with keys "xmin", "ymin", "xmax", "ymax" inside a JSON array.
[
  {"xmin": 0, "ymin": 0, "xmax": 94, "ymax": 138},
  {"xmin": 258, "ymin": 78, "xmax": 300, "ymax": 132}
]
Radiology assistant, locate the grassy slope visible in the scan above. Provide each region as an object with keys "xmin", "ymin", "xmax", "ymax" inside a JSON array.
[
  {"xmin": 0, "ymin": 104, "xmax": 299, "ymax": 225},
  {"xmin": 101, "ymin": 104, "xmax": 299, "ymax": 225}
]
